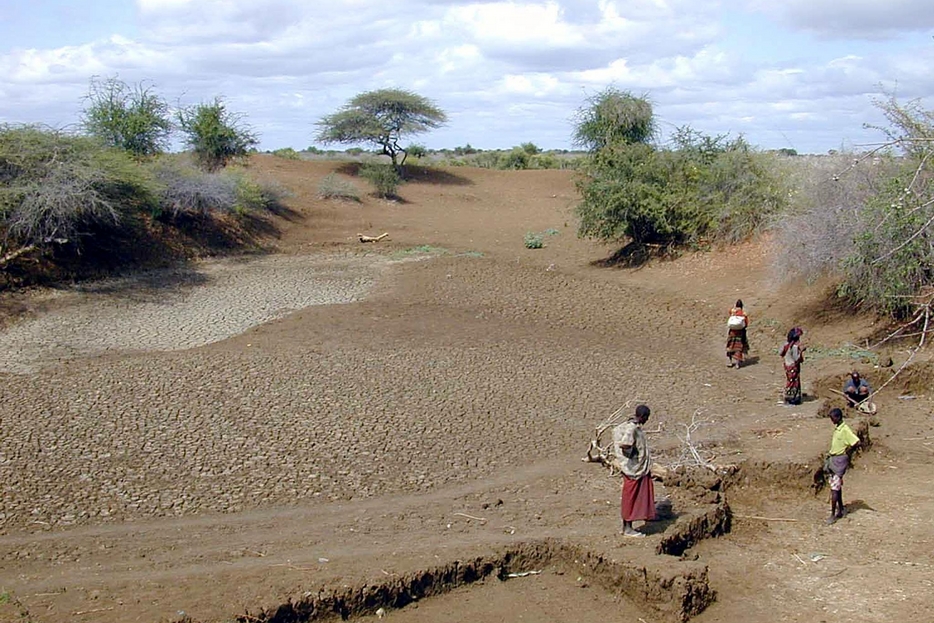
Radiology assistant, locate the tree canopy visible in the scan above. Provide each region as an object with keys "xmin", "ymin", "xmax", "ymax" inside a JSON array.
[
  {"xmin": 572, "ymin": 87, "xmax": 785, "ymax": 249},
  {"xmin": 177, "ymin": 98, "xmax": 258, "ymax": 172},
  {"xmin": 81, "ymin": 77, "xmax": 172, "ymax": 158},
  {"xmin": 571, "ymin": 88, "xmax": 656, "ymax": 152},
  {"xmin": 316, "ymin": 89, "xmax": 447, "ymax": 165}
]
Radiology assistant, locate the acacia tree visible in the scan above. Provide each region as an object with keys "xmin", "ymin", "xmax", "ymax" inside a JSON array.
[
  {"xmin": 177, "ymin": 98, "xmax": 258, "ymax": 172},
  {"xmin": 571, "ymin": 87, "xmax": 656, "ymax": 152},
  {"xmin": 316, "ymin": 89, "xmax": 447, "ymax": 166},
  {"xmin": 81, "ymin": 76, "xmax": 172, "ymax": 158}
]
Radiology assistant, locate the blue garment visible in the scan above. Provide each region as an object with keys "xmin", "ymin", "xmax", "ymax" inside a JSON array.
[{"xmin": 843, "ymin": 378, "xmax": 870, "ymax": 394}]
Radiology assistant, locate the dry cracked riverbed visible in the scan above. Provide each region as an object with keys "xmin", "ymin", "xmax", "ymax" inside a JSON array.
[
  {"xmin": 0, "ymin": 253, "xmax": 385, "ymax": 376},
  {"xmin": 2, "ymin": 160, "xmax": 933, "ymax": 623}
]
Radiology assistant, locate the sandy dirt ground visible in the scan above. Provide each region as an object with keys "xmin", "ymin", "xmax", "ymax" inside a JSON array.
[{"xmin": 1, "ymin": 157, "xmax": 933, "ymax": 623}]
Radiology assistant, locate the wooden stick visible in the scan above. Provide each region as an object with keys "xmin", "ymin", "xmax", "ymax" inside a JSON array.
[
  {"xmin": 0, "ymin": 243, "xmax": 37, "ymax": 266},
  {"xmin": 73, "ymin": 607, "xmax": 115, "ymax": 615},
  {"xmin": 453, "ymin": 512, "xmax": 487, "ymax": 522},
  {"xmin": 733, "ymin": 514, "xmax": 798, "ymax": 522}
]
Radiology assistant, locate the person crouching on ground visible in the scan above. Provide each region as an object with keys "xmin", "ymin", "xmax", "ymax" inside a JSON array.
[
  {"xmin": 613, "ymin": 404, "xmax": 655, "ymax": 538},
  {"xmin": 726, "ymin": 299, "xmax": 750, "ymax": 368},
  {"xmin": 843, "ymin": 370, "xmax": 871, "ymax": 409},
  {"xmin": 780, "ymin": 327, "xmax": 805, "ymax": 405},
  {"xmin": 826, "ymin": 408, "xmax": 860, "ymax": 525}
]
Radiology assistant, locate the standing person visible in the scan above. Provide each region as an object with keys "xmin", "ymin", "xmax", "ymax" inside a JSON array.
[
  {"xmin": 726, "ymin": 299, "xmax": 750, "ymax": 368},
  {"xmin": 825, "ymin": 408, "xmax": 860, "ymax": 525},
  {"xmin": 843, "ymin": 371, "xmax": 871, "ymax": 409},
  {"xmin": 613, "ymin": 404, "xmax": 655, "ymax": 538},
  {"xmin": 780, "ymin": 327, "xmax": 806, "ymax": 405}
]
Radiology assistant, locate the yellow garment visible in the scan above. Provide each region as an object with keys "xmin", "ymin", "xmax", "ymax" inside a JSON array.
[{"xmin": 829, "ymin": 422, "xmax": 860, "ymax": 456}]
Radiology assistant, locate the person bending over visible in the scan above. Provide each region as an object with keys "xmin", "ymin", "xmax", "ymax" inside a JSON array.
[{"xmin": 843, "ymin": 371, "xmax": 871, "ymax": 408}]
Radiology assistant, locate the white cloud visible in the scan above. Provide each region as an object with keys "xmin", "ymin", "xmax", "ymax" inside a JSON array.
[
  {"xmin": 499, "ymin": 73, "xmax": 563, "ymax": 96},
  {"xmin": 0, "ymin": 0, "xmax": 930, "ymax": 153},
  {"xmin": 746, "ymin": 0, "xmax": 934, "ymax": 39}
]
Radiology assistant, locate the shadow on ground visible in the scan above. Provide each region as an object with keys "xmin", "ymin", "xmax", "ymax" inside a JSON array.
[
  {"xmin": 845, "ymin": 499, "xmax": 876, "ymax": 514},
  {"xmin": 335, "ymin": 162, "xmax": 474, "ymax": 187},
  {"xmin": 591, "ymin": 242, "xmax": 677, "ymax": 269}
]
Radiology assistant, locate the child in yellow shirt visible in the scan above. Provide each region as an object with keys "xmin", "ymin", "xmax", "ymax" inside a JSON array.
[{"xmin": 826, "ymin": 408, "xmax": 860, "ymax": 525}]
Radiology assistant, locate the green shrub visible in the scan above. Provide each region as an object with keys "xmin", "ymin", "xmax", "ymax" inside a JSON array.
[
  {"xmin": 81, "ymin": 76, "xmax": 172, "ymax": 159},
  {"xmin": 177, "ymin": 98, "xmax": 258, "ymax": 171},
  {"xmin": 530, "ymin": 153, "xmax": 560, "ymax": 169},
  {"xmin": 838, "ymin": 168, "xmax": 934, "ymax": 315},
  {"xmin": 317, "ymin": 173, "xmax": 361, "ymax": 201},
  {"xmin": 0, "ymin": 124, "xmax": 156, "ymax": 253},
  {"xmin": 232, "ymin": 176, "xmax": 265, "ymax": 214},
  {"xmin": 271, "ymin": 147, "xmax": 301, "ymax": 160},
  {"xmin": 520, "ymin": 142, "xmax": 541, "ymax": 155},
  {"xmin": 575, "ymin": 131, "xmax": 787, "ymax": 247},
  {"xmin": 406, "ymin": 144, "xmax": 428, "ymax": 159},
  {"xmin": 499, "ymin": 148, "xmax": 531, "ymax": 170},
  {"xmin": 472, "ymin": 152, "xmax": 500, "ymax": 169},
  {"xmin": 524, "ymin": 231, "xmax": 544, "ymax": 249},
  {"xmin": 359, "ymin": 163, "xmax": 402, "ymax": 198},
  {"xmin": 572, "ymin": 87, "xmax": 656, "ymax": 152}
]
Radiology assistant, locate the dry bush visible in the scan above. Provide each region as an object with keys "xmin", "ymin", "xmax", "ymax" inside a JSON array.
[
  {"xmin": 151, "ymin": 159, "xmax": 238, "ymax": 218},
  {"xmin": 0, "ymin": 125, "xmax": 154, "ymax": 257},
  {"xmin": 773, "ymin": 93, "xmax": 934, "ymax": 317},
  {"xmin": 150, "ymin": 159, "xmax": 291, "ymax": 218},
  {"xmin": 771, "ymin": 153, "xmax": 899, "ymax": 283},
  {"xmin": 317, "ymin": 173, "xmax": 361, "ymax": 201}
]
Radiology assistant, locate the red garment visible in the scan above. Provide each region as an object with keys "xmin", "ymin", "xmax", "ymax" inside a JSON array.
[{"xmin": 621, "ymin": 474, "xmax": 656, "ymax": 522}]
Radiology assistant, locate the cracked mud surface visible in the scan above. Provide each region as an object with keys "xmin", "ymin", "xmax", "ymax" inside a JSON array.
[{"xmin": 1, "ymin": 158, "xmax": 932, "ymax": 623}]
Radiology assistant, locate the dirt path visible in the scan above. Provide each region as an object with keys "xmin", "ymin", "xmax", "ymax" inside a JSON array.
[{"xmin": 1, "ymin": 158, "xmax": 932, "ymax": 623}]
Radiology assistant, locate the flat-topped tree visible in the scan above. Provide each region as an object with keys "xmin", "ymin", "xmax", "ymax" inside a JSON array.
[{"xmin": 316, "ymin": 89, "xmax": 447, "ymax": 166}]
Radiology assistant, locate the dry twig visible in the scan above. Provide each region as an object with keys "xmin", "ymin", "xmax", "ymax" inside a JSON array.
[
  {"xmin": 73, "ymin": 607, "xmax": 115, "ymax": 615},
  {"xmin": 582, "ymin": 399, "xmax": 642, "ymax": 473},
  {"xmin": 357, "ymin": 232, "xmax": 389, "ymax": 243},
  {"xmin": 671, "ymin": 410, "xmax": 717, "ymax": 472}
]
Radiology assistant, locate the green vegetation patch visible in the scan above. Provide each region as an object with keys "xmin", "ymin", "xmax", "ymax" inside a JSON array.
[
  {"xmin": 396, "ymin": 244, "xmax": 448, "ymax": 256},
  {"xmin": 799, "ymin": 343, "xmax": 879, "ymax": 364}
]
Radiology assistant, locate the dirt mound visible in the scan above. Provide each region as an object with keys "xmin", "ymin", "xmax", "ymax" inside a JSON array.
[{"xmin": 242, "ymin": 539, "xmax": 716, "ymax": 623}]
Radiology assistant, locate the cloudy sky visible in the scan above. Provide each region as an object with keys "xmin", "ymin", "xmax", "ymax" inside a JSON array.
[{"xmin": 2, "ymin": 0, "xmax": 933, "ymax": 154}]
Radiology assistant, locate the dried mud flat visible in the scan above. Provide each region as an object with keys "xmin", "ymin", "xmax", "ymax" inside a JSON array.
[{"xmin": 1, "ymin": 158, "xmax": 933, "ymax": 623}]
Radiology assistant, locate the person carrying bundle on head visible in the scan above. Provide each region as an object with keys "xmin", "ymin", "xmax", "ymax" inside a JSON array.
[{"xmin": 726, "ymin": 299, "xmax": 749, "ymax": 369}]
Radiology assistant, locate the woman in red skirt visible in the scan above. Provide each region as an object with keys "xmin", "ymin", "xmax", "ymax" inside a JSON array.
[{"xmin": 613, "ymin": 404, "xmax": 655, "ymax": 537}]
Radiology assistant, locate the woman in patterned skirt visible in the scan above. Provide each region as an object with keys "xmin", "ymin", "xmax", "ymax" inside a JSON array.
[{"xmin": 780, "ymin": 327, "xmax": 805, "ymax": 404}]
